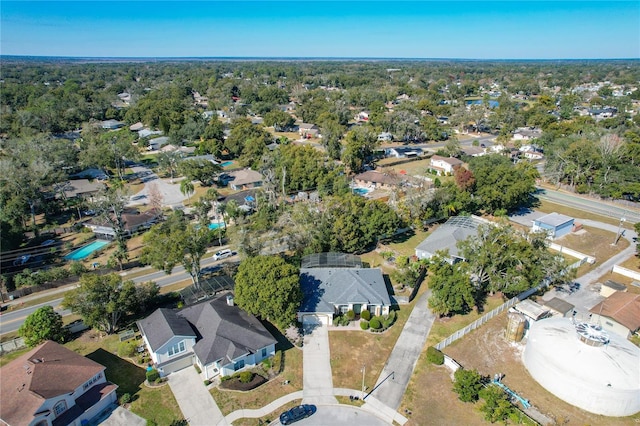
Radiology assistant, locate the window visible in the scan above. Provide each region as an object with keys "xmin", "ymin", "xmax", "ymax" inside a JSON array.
[
  {"xmin": 261, "ymin": 348, "xmax": 267, "ymax": 358},
  {"xmin": 83, "ymin": 373, "xmax": 103, "ymax": 391},
  {"xmin": 168, "ymin": 341, "xmax": 186, "ymax": 357},
  {"xmin": 53, "ymin": 400, "xmax": 67, "ymax": 416},
  {"xmin": 233, "ymin": 360, "xmax": 245, "ymax": 371},
  {"xmin": 339, "ymin": 305, "xmax": 350, "ymax": 314}
]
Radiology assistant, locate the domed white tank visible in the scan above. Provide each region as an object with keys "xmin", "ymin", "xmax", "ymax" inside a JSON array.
[{"xmin": 523, "ymin": 317, "xmax": 640, "ymax": 417}]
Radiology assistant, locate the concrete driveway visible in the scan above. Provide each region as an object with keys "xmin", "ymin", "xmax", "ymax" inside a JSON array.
[
  {"xmin": 97, "ymin": 405, "xmax": 146, "ymax": 426},
  {"xmin": 302, "ymin": 324, "xmax": 336, "ymax": 404},
  {"xmin": 370, "ymin": 290, "xmax": 434, "ymax": 409},
  {"xmin": 169, "ymin": 367, "xmax": 227, "ymax": 426}
]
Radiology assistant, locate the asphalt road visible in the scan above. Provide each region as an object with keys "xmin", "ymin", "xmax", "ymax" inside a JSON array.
[
  {"xmin": 535, "ymin": 187, "xmax": 640, "ymax": 224},
  {"xmin": 277, "ymin": 405, "xmax": 388, "ymax": 426},
  {"xmin": 0, "ymin": 254, "xmax": 236, "ymax": 335}
]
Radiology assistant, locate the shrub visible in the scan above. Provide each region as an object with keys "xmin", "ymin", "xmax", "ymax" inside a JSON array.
[
  {"xmin": 154, "ymin": 378, "xmax": 162, "ymax": 385},
  {"xmin": 383, "ymin": 310, "xmax": 397, "ymax": 328},
  {"xmin": 272, "ymin": 351, "xmax": 283, "ymax": 373},
  {"xmin": 147, "ymin": 421, "xmax": 157, "ymax": 426},
  {"xmin": 204, "ymin": 379, "xmax": 211, "ymax": 386},
  {"xmin": 69, "ymin": 261, "xmax": 87, "ymax": 276},
  {"xmin": 194, "ymin": 365, "xmax": 202, "ymax": 374},
  {"xmin": 369, "ymin": 317, "xmax": 382, "ymax": 330},
  {"xmin": 220, "ymin": 375, "xmax": 232, "ymax": 382},
  {"xmin": 453, "ymin": 368, "xmax": 484, "ymax": 403},
  {"xmin": 146, "ymin": 369, "xmax": 160, "ymax": 383},
  {"xmin": 118, "ymin": 341, "xmax": 137, "ymax": 358},
  {"xmin": 360, "ymin": 320, "xmax": 370, "ymax": 330},
  {"xmin": 346, "ymin": 310, "xmax": 355, "ymax": 320},
  {"xmin": 360, "ymin": 310, "xmax": 371, "ymax": 321},
  {"xmin": 120, "ymin": 393, "xmax": 131, "ymax": 404},
  {"xmin": 239, "ymin": 371, "xmax": 253, "ymax": 383},
  {"xmin": 426, "ymin": 346, "xmax": 445, "ymax": 365}
]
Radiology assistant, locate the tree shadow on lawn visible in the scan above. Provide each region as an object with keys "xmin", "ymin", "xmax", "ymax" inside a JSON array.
[
  {"xmin": 379, "ymin": 228, "xmax": 415, "ymax": 245},
  {"xmin": 86, "ymin": 348, "xmax": 146, "ymax": 398},
  {"xmin": 261, "ymin": 320, "xmax": 293, "ymax": 352}
]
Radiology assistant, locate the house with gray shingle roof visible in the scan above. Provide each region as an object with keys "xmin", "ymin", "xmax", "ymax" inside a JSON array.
[
  {"xmin": 298, "ymin": 263, "xmax": 392, "ymax": 326},
  {"xmin": 137, "ymin": 292, "xmax": 277, "ymax": 379}
]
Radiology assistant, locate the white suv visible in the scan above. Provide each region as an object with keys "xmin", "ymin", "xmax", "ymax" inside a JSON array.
[{"xmin": 213, "ymin": 249, "xmax": 233, "ymax": 261}]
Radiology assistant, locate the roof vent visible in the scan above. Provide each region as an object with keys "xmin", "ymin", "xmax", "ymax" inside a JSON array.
[{"xmin": 575, "ymin": 322, "xmax": 609, "ymax": 347}]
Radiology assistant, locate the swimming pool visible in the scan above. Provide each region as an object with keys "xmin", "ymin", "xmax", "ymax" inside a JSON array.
[
  {"xmin": 208, "ymin": 222, "xmax": 226, "ymax": 230},
  {"xmin": 352, "ymin": 187, "xmax": 371, "ymax": 195},
  {"xmin": 220, "ymin": 161, "xmax": 233, "ymax": 167},
  {"xmin": 64, "ymin": 240, "xmax": 110, "ymax": 261}
]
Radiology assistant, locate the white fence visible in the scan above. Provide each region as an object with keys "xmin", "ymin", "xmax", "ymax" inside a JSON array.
[
  {"xmin": 612, "ymin": 265, "xmax": 640, "ymax": 281},
  {"xmin": 549, "ymin": 243, "xmax": 595, "ymax": 264},
  {"xmin": 0, "ymin": 337, "xmax": 26, "ymax": 354},
  {"xmin": 434, "ymin": 296, "xmax": 519, "ymax": 351}
]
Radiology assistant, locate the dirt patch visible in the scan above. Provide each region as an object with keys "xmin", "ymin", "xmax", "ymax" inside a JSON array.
[
  {"xmin": 401, "ymin": 361, "xmax": 489, "ymax": 426},
  {"xmin": 443, "ymin": 313, "xmax": 640, "ymax": 425},
  {"xmin": 556, "ymin": 225, "xmax": 629, "ymax": 265}
]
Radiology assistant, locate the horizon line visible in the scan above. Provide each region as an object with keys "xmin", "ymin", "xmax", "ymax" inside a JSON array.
[{"xmin": 2, "ymin": 55, "xmax": 639, "ymax": 62}]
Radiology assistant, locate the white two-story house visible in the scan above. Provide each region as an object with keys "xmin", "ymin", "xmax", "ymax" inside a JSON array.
[
  {"xmin": 0, "ymin": 341, "xmax": 118, "ymax": 426},
  {"xmin": 429, "ymin": 155, "xmax": 464, "ymax": 175},
  {"xmin": 138, "ymin": 293, "xmax": 277, "ymax": 379}
]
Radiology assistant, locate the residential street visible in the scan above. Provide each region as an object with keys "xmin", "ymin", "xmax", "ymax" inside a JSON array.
[{"xmin": 0, "ymin": 252, "xmax": 235, "ymax": 335}]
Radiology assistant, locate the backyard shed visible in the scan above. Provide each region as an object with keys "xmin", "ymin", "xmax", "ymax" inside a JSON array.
[
  {"xmin": 599, "ymin": 280, "xmax": 627, "ymax": 298},
  {"xmin": 543, "ymin": 297, "xmax": 574, "ymax": 318},
  {"xmin": 514, "ymin": 299, "xmax": 549, "ymax": 321}
]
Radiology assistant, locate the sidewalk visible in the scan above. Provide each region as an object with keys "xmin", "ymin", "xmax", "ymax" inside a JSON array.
[
  {"xmin": 370, "ymin": 290, "xmax": 434, "ymax": 410},
  {"xmin": 221, "ymin": 391, "xmax": 303, "ymax": 425}
]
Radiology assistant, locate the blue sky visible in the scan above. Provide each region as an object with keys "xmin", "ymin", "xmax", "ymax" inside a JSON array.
[{"xmin": 2, "ymin": 1, "xmax": 639, "ymax": 59}]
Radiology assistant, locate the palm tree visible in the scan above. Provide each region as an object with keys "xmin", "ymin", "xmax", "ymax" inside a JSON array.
[{"xmin": 180, "ymin": 179, "xmax": 194, "ymax": 204}]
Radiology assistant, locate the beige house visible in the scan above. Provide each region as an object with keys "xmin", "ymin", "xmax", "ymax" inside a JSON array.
[
  {"xmin": 353, "ymin": 171, "xmax": 401, "ymax": 190},
  {"xmin": 590, "ymin": 292, "xmax": 640, "ymax": 338},
  {"xmin": 226, "ymin": 169, "xmax": 263, "ymax": 191}
]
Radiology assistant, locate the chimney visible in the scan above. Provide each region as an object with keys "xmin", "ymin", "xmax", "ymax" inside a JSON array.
[{"xmin": 226, "ymin": 295, "xmax": 234, "ymax": 307}]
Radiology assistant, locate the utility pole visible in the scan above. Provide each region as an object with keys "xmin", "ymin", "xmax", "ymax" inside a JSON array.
[{"xmin": 612, "ymin": 217, "xmax": 626, "ymax": 245}]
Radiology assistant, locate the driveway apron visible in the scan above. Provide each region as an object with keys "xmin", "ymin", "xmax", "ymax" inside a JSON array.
[
  {"xmin": 302, "ymin": 324, "xmax": 337, "ymax": 404},
  {"xmin": 168, "ymin": 367, "xmax": 227, "ymax": 426},
  {"xmin": 370, "ymin": 290, "xmax": 434, "ymax": 409}
]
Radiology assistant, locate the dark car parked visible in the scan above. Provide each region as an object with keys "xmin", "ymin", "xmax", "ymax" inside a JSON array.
[{"xmin": 279, "ymin": 404, "xmax": 316, "ymax": 425}]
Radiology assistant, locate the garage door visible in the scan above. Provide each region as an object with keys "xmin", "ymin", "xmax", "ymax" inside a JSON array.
[
  {"xmin": 302, "ymin": 314, "xmax": 328, "ymax": 326},
  {"xmin": 160, "ymin": 355, "xmax": 194, "ymax": 376}
]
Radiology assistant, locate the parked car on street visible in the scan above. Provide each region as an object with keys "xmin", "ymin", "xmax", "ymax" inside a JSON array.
[{"xmin": 279, "ymin": 405, "xmax": 316, "ymax": 425}]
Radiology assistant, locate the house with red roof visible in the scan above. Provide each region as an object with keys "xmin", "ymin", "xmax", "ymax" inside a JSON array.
[{"xmin": 0, "ymin": 341, "xmax": 117, "ymax": 426}]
